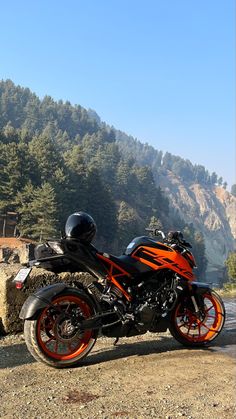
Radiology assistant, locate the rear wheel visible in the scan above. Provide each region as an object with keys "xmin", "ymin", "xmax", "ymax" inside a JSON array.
[
  {"xmin": 169, "ymin": 290, "xmax": 225, "ymax": 347},
  {"xmin": 24, "ymin": 289, "xmax": 98, "ymax": 368}
]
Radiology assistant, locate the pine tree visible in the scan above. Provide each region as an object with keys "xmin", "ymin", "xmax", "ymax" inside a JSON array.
[
  {"xmin": 225, "ymin": 252, "xmax": 236, "ymax": 283},
  {"xmin": 193, "ymin": 231, "xmax": 207, "ymax": 277},
  {"xmin": 147, "ymin": 216, "xmax": 163, "ymax": 234},
  {"xmin": 231, "ymin": 184, "xmax": 236, "ymax": 197},
  {"xmin": 16, "ymin": 182, "xmax": 57, "ymax": 241},
  {"xmin": 211, "ymin": 172, "xmax": 218, "ymax": 185},
  {"xmin": 0, "ymin": 141, "xmax": 32, "ymax": 211},
  {"xmin": 29, "ymin": 133, "xmax": 62, "ymax": 182},
  {"xmin": 15, "ymin": 182, "xmax": 37, "ymax": 237},
  {"xmin": 117, "ymin": 201, "xmax": 141, "ymax": 249},
  {"xmin": 63, "ymin": 145, "xmax": 88, "ymax": 217},
  {"xmin": 86, "ymin": 168, "xmax": 117, "ymax": 247},
  {"xmin": 31, "ymin": 183, "xmax": 58, "ymax": 241},
  {"xmin": 218, "ymin": 177, "xmax": 223, "ymax": 186}
]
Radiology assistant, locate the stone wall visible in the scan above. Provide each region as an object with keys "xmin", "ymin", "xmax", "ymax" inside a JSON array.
[
  {"xmin": 0, "ymin": 239, "xmax": 35, "ymax": 264},
  {"xmin": 0, "ymin": 264, "xmax": 94, "ymax": 335}
]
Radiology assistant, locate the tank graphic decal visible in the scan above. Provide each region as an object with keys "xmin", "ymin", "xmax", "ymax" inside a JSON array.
[{"xmin": 132, "ymin": 246, "xmax": 195, "ymax": 281}]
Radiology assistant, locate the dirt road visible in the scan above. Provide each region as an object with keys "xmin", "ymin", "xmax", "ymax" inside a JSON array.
[{"xmin": 0, "ymin": 299, "xmax": 235, "ymax": 419}]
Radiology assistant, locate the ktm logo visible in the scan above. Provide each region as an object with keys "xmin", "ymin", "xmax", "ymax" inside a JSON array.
[
  {"xmin": 136, "ymin": 249, "xmax": 193, "ymax": 279},
  {"xmin": 157, "ymin": 256, "xmax": 193, "ymax": 278}
]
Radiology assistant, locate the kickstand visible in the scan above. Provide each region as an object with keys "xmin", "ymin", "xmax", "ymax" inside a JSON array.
[{"xmin": 113, "ymin": 337, "xmax": 119, "ymax": 346}]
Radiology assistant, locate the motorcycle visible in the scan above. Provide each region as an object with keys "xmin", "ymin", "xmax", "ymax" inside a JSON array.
[{"xmin": 14, "ymin": 213, "xmax": 225, "ymax": 368}]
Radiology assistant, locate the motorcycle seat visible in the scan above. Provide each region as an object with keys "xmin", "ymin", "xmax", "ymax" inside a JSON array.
[{"xmin": 108, "ymin": 254, "xmax": 151, "ymax": 275}]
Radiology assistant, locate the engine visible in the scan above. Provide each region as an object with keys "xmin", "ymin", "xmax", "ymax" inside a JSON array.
[
  {"xmin": 134, "ymin": 273, "xmax": 179, "ymax": 330},
  {"xmin": 99, "ymin": 272, "xmax": 179, "ymax": 337}
]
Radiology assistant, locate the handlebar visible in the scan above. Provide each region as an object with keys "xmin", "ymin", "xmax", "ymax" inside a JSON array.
[
  {"xmin": 145, "ymin": 228, "xmax": 192, "ymax": 248},
  {"xmin": 145, "ymin": 228, "xmax": 166, "ymax": 239}
]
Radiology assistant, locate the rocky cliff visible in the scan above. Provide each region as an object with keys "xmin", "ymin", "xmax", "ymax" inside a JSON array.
[{"xmin": 159, "ymin": 170, "xmax": 236, "ymax": 281}]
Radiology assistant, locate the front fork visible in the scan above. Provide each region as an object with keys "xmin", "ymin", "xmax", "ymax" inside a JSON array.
[
  {"xmin": 190, "ymin": 295, "xmax": 200, "ymax": 314},
  {"xmin": 177, "ymin": 281, "xmax": 209, "ymax": 316}
]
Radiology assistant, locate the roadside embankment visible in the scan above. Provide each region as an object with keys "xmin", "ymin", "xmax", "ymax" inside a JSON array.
[{"xmin": 216, "ymin": 287, "xmax": 236, "ymax": 299}]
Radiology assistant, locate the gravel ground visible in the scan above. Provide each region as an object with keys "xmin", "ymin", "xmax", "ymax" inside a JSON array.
[{"xmin": 0, "ymin": 327, "xmax": 235, "ymax": 419}]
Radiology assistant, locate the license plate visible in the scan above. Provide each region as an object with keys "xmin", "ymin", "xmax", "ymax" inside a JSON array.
[{"xmin": 12, "ymin": 268, "xmax": 32, "ymax": 285}]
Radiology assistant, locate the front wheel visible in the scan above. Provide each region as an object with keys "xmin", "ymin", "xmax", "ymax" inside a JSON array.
[
  {"xmin": 169, "ymin": 290, "xmax": 225, "ymax": 347},
  {"xmin": 24, "ymin": 289, "xmax": 98, "ymax": 368}
]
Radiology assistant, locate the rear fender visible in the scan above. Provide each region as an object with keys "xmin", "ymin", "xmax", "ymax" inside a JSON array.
[
  {"xmin": 19, "ymin": 283, "xmax": 67, "ymax": 320},
  {"xmin": 20, "ymin": 282, "xmax": 100, "ymax": 320}
]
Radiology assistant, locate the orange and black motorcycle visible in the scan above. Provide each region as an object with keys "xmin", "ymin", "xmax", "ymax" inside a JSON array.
[{"xmin": 15, "ymin": 212, "xmax": 225, "ymax": 368}]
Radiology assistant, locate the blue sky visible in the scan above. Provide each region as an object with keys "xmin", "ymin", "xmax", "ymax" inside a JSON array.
[{"xmin": 1, "ymin": 0, "xmax": 235, "ymax": 186}]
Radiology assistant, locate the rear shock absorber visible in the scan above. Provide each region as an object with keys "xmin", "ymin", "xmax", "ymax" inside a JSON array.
[{"xmin": 110, "ymin": 284, "xmax": 124, "ymax": 299}]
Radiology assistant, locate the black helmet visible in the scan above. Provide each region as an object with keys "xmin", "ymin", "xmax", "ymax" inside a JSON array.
[{"xmin": 65, "ymin": 212, "xmax": 97, "ymax": 242}]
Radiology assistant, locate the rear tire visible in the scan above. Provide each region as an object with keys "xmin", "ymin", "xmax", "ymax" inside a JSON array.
[
  {"xmin": 24, "ymin": 288, "xmax": 98, "ymax": 368},
  {"xmin": 169, "ymin": 290, "xmax": 225, "ymax": 347}
]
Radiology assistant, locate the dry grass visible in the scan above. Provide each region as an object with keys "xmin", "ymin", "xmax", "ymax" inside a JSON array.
[{"xmin": 215, "ymin": 286, "xmax": 236, "ymax": 298}]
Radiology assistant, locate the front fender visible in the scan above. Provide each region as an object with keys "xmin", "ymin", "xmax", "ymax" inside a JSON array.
[
  {"xmin": 175, "ymin": 281, "xmax": 211, "ymax": 311},
  {"xmin": 188, "ymin": 281, "xmax": 211, "ymax": 295},
  {"xmin": 19, "ymin": 283, "xmax": 67, "ymax": 320},
  {"xmin": 177, "ymin": 280, "xmax": 211, "ymax": 296}
]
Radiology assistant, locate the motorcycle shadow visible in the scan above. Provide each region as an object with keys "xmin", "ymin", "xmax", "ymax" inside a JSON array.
[
  {"xmin": 0, "ymin": 342, "xmax": 35, "ymax": 369},
  {"xmin": 84, "ymin": 336, "xmax": 180, "ymax": 366},
  {"xmin": 0, "ymin": 328, "xmax": 234, "ymax": 370},
  {"xmin": 84, "ymin": 329, "xmax": 235, "ymax": 367}
]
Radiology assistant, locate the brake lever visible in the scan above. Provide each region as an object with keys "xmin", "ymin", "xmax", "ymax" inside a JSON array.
[
  {"xmin": 145, "ymin": 228, "xmax": 166, "ymax": 239},
  {"xmin": 156, "ymin": 230, "xmax": 166, "ymax": 239}
]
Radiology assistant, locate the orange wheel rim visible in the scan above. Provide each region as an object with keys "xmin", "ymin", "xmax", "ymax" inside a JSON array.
[
  {"xmin": 174, "ymin": 293, "xmax": 225, "ymax": 343},
  {"xmin": 36, "ymin": 295, "xmax": 93, "ymax": 361}
]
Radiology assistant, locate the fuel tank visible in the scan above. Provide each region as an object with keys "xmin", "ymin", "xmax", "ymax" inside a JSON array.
[{"xmin": 126, "ymin": 236, "xmax": 195, "ymax": 281}]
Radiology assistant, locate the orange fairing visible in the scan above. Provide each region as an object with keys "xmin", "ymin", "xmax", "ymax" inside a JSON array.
[{"xmin": 132, "ymin": 244, "xmax": 195, "ymax": 281}]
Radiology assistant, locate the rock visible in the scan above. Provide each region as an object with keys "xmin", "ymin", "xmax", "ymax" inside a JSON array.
[
  {"xmin": 0, "ymin": 264, "xmax": 95, "ymax": 335},
  {"xmin": 159, "ymin": 172, "xmax": 236, "ymax": 281}
]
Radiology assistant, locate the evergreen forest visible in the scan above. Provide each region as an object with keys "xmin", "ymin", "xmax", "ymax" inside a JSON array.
[{"xmin": 0, "ymin": 79, "xmax": 220, "ymax": 277}]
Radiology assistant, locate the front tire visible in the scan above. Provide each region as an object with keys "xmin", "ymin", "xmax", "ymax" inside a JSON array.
[
  {"xmin": 24, "ymin": 288, "xmax": 98, "ymax": 368},
  {"xmin": 169, "ymin": 290, "xmax": 225, "ymax": 347}
]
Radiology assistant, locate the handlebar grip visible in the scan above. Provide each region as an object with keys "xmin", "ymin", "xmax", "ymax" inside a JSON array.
[{"xmin": 145, "ymin": 228, "xmax": 166, "ymax": 239}]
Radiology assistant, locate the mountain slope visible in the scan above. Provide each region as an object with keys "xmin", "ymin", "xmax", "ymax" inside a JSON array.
[
  {"xmin": 116, "ymin": 136, "xmax": 236, "ymax": 280},
  {"xmin": 159, "ymin": 171, "xmax": 236, "ymax": 273},
  {"xmin": 0, "ymin": 79, "xmax": 235, "ymax": 283}
]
